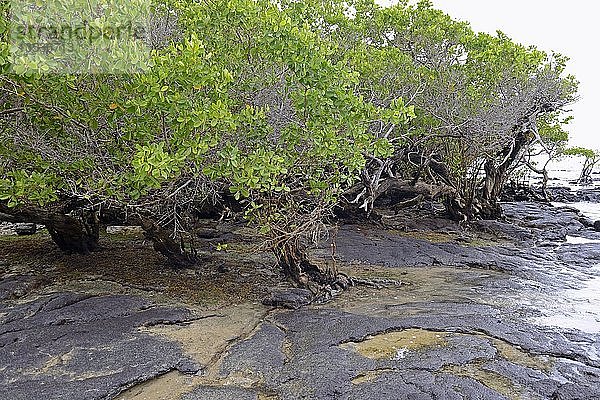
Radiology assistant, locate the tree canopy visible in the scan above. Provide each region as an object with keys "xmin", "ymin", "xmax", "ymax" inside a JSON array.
[
  {"xmin": 0, "ymin": 0, "xmax": 578, "ymax": 293},
  {"xmin": 563, "ymin": 147, "xmax": 599, "ymax": 184}
]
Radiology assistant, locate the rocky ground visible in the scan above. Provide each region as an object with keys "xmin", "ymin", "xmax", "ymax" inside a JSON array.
[{"xmin": 1, "ymin": 201, "xmax": 600, "ymax": 400}]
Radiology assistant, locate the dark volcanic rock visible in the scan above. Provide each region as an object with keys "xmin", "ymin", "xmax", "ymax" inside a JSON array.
[
  {"xmin": 553, "ymin": 383, "xmax": 600, "ymax": 400},
  {"xmin": 2, "ymin": 200, "xmax": 600, "ymax": 399},
  {"xmin": 548, "ymin": 186, "xmax": 577, "ymax": 203},
  {"xmin": 350, "ymin": 371, "xmax": 509, "ymax": 400},
  {"xmin": 183, "ymin": 387, "xmax": 259, "ymax": 400},
  {"xmin": 332, "ymin": 202, "xmax": 600, "ymax": 303},
  {"xmin": 0, "ymin": 292, "xmax": 201, "ymax": 400},
  {"xmin": 0, "ymin": 275, "xmax": 37, "ymax": 300},
  {"xmin": 471, "ymin": 218, "xmax": 535, "ymax": 242},
  {"xmin": 262, "ymin": 288, "xmax": 313, "ymax": 309},
  {"xmin": 215, "ymin": 307, "xmax": 600, "ymax": 400},
  {"xmin": 501, "ymin": 183, "xmax": 546, "ymax": 202},
  {"xmin": 576, "ymin": 188, "xmax": 600, "ymax": 203},
  {"xmin": 548, "ymin": 186, "xmax": 600, "ymax": 203},
  {"xmin": 502, "ymin": 202, "xmax": 587, "ymax": 241}
]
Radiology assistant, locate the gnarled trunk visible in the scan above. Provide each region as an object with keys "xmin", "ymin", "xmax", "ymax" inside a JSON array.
[
  {"xmin": 578, "ymin": 158, "xmax": 597, "ymax": 185},
  {"xmin": 446, "ymin": 167, "xmax": 509, "ymax": 221},
  {"xmin": 271, "ymin": 238, "xmax": 400, "ymax": 304},
  {"xmin": 0, "ymin": 203, "xmax": 99, "ymax": 253},
  {"xmin": 447, "ymin": 129, "xmax": 531, "ymax": 221},
  {"xmin": 141, "ymin": 221, "xmax": 197, "ymax": 267},
  {"xmin": 273, "ymin": 239, "xmax": 339, "ymax": 294},
  {"xmin": 46, "ymin": 211, "xmax": 99, "ymax": 253},
  {"xmin": 345, "ymin": 178, "xmax": 454, "ymax": 216},
  {"xmin": 479, "ymin": 160, "xmax": 508, "ymax": 219}
]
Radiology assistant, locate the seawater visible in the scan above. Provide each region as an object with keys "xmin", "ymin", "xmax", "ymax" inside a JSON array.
[
  {"xmin": 553, "ymin": 202, "xmax": 600, "ymax": 221},
  {"xmin": 539, "ymin": 158, "xmax": 600, "ymax": 221}
]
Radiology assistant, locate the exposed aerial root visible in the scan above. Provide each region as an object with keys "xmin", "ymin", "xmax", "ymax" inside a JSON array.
[{"xmin": 311, "ymin": 272, "xmax": 404, "ymax": 304}]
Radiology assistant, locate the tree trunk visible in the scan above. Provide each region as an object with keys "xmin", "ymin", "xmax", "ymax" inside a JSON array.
[
  {"xmin": 46, "ymin": 211, "xmax": 99, "ymax": 253},
  {"xmin": 541, "ymin": 168, "xmax": 550, "ymax": 200},
  {"xmin": 0, "ymin": 203, "xmax": 99, "ymax": 253},
  {"xmin": 273, "ymin": 239, "xmax": 340, "ymax": 294},
  {"xmin": 464, "ymin": 130, "xmax": 531, "ymax": 220},
  {"xmin": 578, "ymin": 158, "xmax": 596, "ymax": 185},
  {"xmin": 479, "ymin": 160, "xmax": 507, "ymax": 219},
  {"xmin": 344, "ymin": 178, "xmax": 454, "ymax": 216},
  {"xmin": 444, "ymin": 196, "xmax": 469, "ymax": 221},
  {"xmin": 140, "ymin": 220, "xmax": 197, "ymax": 267}
]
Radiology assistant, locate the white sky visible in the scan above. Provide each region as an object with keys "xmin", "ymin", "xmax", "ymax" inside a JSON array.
[{"xmin": 377, "ymin": 0, "xmax": 600, "ymax": 150}]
